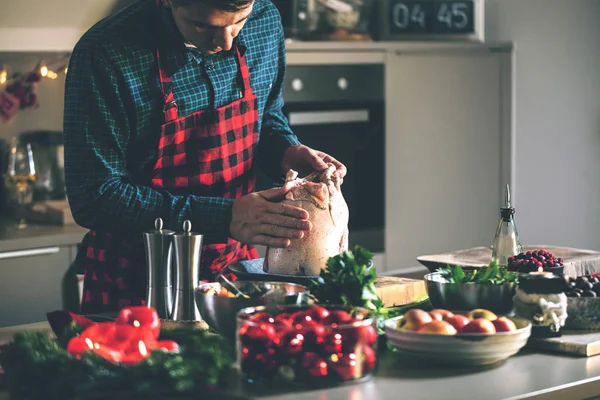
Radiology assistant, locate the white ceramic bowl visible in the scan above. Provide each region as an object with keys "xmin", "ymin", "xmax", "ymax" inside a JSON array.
[{"xmin": 384, "ymin": 315, "xmax": 532, "ymax": 366}]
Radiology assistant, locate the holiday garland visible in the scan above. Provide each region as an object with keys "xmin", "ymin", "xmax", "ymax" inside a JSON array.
[{"xmin": 0, "ymin": 58, "xmax": 69, "ymax": 123}]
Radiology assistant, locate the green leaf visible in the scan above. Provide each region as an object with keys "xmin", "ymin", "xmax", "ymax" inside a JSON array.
[{"xmin": 454, "ymin": 265, "xmax": 466, "ymax": 282}]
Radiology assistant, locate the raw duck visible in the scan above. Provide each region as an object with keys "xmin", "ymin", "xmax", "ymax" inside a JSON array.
[{"xmin": 263, "ymin": 164, "xmax": 349, "ymax": 276}]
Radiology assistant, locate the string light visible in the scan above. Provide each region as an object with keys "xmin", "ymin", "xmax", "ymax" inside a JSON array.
[
  {"xmin": 0, "ymin": 65, "xmax": 7, "ymax": 85},
  {"xmin": 0, "ymin": 57, "xmax": 70, "ymax": 87},
  {"xmin": 64, "ymin": 67, "xmax": 68, "ymax": 74},
  {"xmin": 39, "ymin": 61, "xmax": 48, "ymax": 77}
]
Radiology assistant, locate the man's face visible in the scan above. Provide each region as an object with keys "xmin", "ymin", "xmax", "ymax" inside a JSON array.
[{"xmin": 164, "ymin": 0, "xmax": 254, "ymax": 54}]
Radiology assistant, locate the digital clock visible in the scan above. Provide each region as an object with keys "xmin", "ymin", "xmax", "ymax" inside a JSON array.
[{"xmin": 377, "ymin": 0, "xmax": 485, "ymax": 42}]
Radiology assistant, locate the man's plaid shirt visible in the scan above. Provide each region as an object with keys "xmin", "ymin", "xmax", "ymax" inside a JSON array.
[{"xmin": 64, "ymin": 0, "xmax": 299, "ymax": 238}]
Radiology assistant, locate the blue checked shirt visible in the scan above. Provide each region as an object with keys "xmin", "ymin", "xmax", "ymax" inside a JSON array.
[{"xmin": 64, "ymin": 0, "xmax": 299, "ymax": 238}]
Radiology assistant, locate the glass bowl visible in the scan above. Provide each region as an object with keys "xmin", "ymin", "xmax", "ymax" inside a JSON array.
[{"xmin": 236, "ymin": 304, "xmax": 378, "ymax": 388}]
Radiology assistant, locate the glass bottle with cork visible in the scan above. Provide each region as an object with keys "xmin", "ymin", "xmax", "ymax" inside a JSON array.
[{"xmin": 492, "ymin": 184, "xmax": 522, "ymax": 267}]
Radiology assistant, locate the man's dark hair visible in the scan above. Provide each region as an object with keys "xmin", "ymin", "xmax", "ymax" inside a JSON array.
[{"xmin": 170, "ymin": 0, "xmax": 254, "ymax": 12}]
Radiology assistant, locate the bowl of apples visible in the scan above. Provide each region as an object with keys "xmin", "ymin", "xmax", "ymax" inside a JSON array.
[{"xmin": 384, "ymin": 308, "xmax": 531, "ymax": 366}]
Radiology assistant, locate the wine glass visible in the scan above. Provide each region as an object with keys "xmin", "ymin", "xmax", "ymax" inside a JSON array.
[{"xmin": 6, "ymin": 137, "xmax": 36, "ymax": 229}]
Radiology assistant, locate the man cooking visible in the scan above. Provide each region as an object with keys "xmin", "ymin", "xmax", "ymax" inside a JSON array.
[{"xmin": 63, "ymin": 0, "xmax": 346, "ymax": 314}]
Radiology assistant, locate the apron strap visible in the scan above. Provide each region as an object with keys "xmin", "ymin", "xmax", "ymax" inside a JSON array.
[
  {"xmin": 235, "ymin": 46, "xmax": 253, "ymax": 99},
  {"xmin": 155, "ymin": 0, "xmax": 251, "ymax": 122},
  {"xmin": 156, "ymin": 0, "xmax": 178, "ymax": 122}
]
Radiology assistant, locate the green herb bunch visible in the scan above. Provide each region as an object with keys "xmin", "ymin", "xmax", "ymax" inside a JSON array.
[
  {"xmin": 437, "ymin": 260, "xmax": 519, "ymax": 284},
  {"xmin": 307, "ymin": 245, "xmax": 431, "ymax": 338},
  {"xmin": 308, "ymin": 245, "xmax": 383, "ymax": 313},
  {"xmin": 0, "ymin": 326, "xmax": 236, "ymax": 400}
]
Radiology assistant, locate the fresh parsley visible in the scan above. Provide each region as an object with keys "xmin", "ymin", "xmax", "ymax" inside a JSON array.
[{"xmin": 307, "ymin": 245, "xmax": 432, "ymax": 339}]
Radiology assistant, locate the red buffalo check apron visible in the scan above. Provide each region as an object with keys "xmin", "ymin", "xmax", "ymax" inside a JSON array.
[{"xmin": 79, "ymin": 0, "xmax": 259, "ymax": 314}]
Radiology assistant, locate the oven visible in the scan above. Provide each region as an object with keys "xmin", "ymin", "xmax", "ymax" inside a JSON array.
[{"xmin": 255, "ymin": 64, "xmax": 385, "ymax": 254}]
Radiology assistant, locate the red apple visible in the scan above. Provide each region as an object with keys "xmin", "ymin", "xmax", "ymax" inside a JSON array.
[
  {"xmin": 444, "ymin": 314, "xmax": 470, "ymax": 331},
  {"xmin": 429, "ymin": 309, "xmax": 455, "ymax": 321},
  {"xmin": 460, "ymin": 318, "xmax": 496, "ymax": 334},
  {"xmin": 467, "ymin": 309, "xmax": 498, "ymax": 321},
  {"xmin": 417, "ymin": 320, "xmax": 457, "ymax": 335},
  {"xmin": 397, "ymin": 309, "xmax": 433, "ymax": 331},
  {"xmin": 492, "ymin": 317, "xmax": 517, "ymax": 332}
]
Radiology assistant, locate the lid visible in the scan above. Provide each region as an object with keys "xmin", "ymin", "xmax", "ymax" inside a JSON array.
[
  {"xmin": 19, "ymin": 130, "xmax": 64, "ymax": 146},
  {"xmin": 173, "ymin": 220, "xmax": 202, "ymax": 236},
  {"xmin": 518, "ymin": 272, "xmax": 569, "ymax": 294},
  {"xmin": 500, "ymin": 184, "xmax": 515, "ymax": 221},
  {"xmin": 143, "ymin": 218, "xmax": 175, "ymax": 235}
]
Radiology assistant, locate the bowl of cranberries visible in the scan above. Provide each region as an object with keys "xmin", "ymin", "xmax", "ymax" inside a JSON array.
[
  {"xmin": 507, "ymin": 249, "xmax": 564, "ymax": 275},
  {"xmin": 236, "ymin": 304, "xmax": 378, "ymax": 388}
]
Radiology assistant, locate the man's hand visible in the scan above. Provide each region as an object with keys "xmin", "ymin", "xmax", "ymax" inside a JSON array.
[
  {"xmin": 230, "ymin": 184, "xmax": 312, "ymax": 248},
  {"xmin": 282, "ymin": 144, "xmax": 347, "ymax": 180}
]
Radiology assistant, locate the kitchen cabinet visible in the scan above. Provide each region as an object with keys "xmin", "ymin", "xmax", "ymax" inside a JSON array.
[
  {"xmin": 0, "ymin": 245, "xmax": 72, "ymax": 326},
  {"xmin": 384, "ymin": 46, "xmax": 513, "ymax": 271}
]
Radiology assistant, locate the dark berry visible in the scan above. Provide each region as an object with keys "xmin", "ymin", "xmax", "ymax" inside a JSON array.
[
  {"xmin": 567, "ymin": 291, "xmax": 581, "ymax": 298},
  {"xmin": 582, "ymin": 290, "xmax": 597, "ymax": 298}
]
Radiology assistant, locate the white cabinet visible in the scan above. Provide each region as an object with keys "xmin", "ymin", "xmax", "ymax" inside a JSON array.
[
  {"xmin": 384, "ymin": 46, "xmax": 513, "ymax": 271},
  {"xmin": 0, "ymin": 246, "xmax": 71, "ymax": 326}
]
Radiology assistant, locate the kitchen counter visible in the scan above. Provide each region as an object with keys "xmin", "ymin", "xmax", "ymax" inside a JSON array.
[
  {"xmin": 254, "ymin": 350, "xmax": 600, "ymax": 400},
  {"xmin": 1, "ymin": 323, "xmax": 600, "ymax": 400},
  {"xmin": 0, "ymin": 222, "xmax": 87, "ymax": 252}
]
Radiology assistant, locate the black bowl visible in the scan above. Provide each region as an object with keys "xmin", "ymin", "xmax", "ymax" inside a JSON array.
[{"xmin": 194, "ymin": 281, "xmax": 310, "ymax": 344}]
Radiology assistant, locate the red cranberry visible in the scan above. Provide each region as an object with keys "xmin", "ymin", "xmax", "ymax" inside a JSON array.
[
  {"xmin": 240, "ymin": 323, "xmax": 278, "ymax": 350},
  {"xmin": 322, "ymin": 330, "xmax": 344, "ymax": 354},
  {"xmin": 329, "ymin": 353, "xmax": 359, "ymax": 381},
  {"xmin": 305, "ymin": 306, "xmax": 331, "ymax": 323},
  {"xmin": 241, "ymin": 348, "xmax": 278, "ymax": 377},
  {"xmin": 296, "ymin": 319, "xmax": 326, "ymax": 348},
  {"xmin": 278, "ymin": 330, "xmax": 305, "ymax": 355},
  {"xmin": 274, "ymin": 313, "xmax": 292, "ymax": 325},
  {"xmin": 291, "ymin": 311, "xmax": 312, "ymax": 326},
  {"xmin": 324, "ymin": 310, "xmax": 353, "ymax": 327},
  {"xmin": 361, "ymin": 325, "xmax": 378, "ymax": 346},
  {"xmin": 361, "ymin": 345, "xmax": 377, "ymax": 373},
  {"xmin": 302, "ymin": 352, "xmax": 329, "ymax": 378}
]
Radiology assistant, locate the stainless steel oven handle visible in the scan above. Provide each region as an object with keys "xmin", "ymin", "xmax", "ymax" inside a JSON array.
[
  {"xmin": 0, "ymin": 247, "xmax": 61, "ymax": 260},
  {"xmin": 288, "ymin": 110, "xmax": 369, "ymax": 126}
]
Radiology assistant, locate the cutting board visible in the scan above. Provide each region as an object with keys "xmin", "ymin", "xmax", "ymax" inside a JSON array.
[
  {"xmin": 229, "ymin": 259, "xmax": 427, "ymax": 307},
  {"xmin": 374, "ymin": 276, "xmax": 427, "ymax": 307},
  {"xmin": 417, "ymin": 245, "xmax": 600, "ymax": 276},
  {"xmin": 527, "ymin": 330, "xmax": 600, "ymax": 357}
]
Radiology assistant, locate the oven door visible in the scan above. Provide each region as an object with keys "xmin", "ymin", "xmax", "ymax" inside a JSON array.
[{"xmin": 255, "ymin": 100, "xmax": 385, "ymax": 254}]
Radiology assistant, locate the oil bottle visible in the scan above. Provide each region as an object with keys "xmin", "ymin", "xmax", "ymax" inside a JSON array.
[{"xmin": 492, "ymin": 184, "xmax": 522, "ymax": 266}]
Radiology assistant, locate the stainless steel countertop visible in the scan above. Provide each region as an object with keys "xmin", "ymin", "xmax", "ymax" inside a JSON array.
[
  {"xmin": 0, "ymin": 221, "xmax": 87, "ymax": 252},
  {"xmin": 252, "ymin": 350, "xmax": 600, "ymax": 400}
]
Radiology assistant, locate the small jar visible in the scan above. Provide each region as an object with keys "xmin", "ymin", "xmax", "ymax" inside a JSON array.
[{"xmin": 513, "ymin": 272, "xmax": 569, "ymax": 338}]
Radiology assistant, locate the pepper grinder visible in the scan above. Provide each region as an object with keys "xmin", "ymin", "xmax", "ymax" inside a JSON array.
[
  {"xmin": 492, "ymin": 184, "xmax": 522, "ymax": 266},
  {"xmin": 142, "ymin": 218, "xmax": 175, "ymax": 319},
  {"xmin": 171, "ymin": 220, "xmax": 204, "ymax": 321}
]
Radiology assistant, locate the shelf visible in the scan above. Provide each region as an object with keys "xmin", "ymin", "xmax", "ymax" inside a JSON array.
[{"xmin": 0, "ymin": 28, "xmax": 512, "ymax": 55}]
